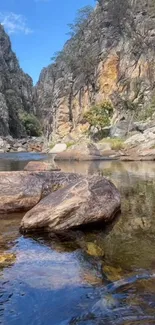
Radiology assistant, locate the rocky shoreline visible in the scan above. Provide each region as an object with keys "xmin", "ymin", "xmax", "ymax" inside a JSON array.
[
  {"xmin": 0, "ymin": 136, "xmax": 44, "ymax": 153},
  {"xmin": 2, "ymin": 117, "xmax": 155, "ymax": 162}
]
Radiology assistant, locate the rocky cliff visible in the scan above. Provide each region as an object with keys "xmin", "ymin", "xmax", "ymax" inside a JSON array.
[
  {"xmin": 35, "ymin": 0, "xmax": 155, "ymax": 141},
  {"xmin": 0, "ymin": 25, "xmax": 34, "ymax": 138}
]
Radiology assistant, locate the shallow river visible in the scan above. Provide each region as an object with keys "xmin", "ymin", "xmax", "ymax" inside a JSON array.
[{"xmin": 1, "ymin": 153, "xmax": 155, "ymax": 324}]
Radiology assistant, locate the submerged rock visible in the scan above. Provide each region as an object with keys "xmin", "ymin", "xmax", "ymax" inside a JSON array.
[
  {"xmin": 0, "ymin": 253, "xmax": 16, "ymax": 267},
  {"xmin": 86, "ymin": 242, "xmax": 105, "ymax": 257},
  {"xmin": 20, "ymin": 175, "xmax": 121, "ymax": 233},
  {"xmin": 92, "ymin": 294, "xmax": 119, "ymax": 313},
  {"xmin": 24, "ymin": 161, "xmax": 60, "ymax": 171},
  {"xmin": 103, "ymin": 265, "xmax": 123, "ymax": 281}
]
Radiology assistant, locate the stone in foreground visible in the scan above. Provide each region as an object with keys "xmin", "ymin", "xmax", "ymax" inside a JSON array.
[
  {"xmin": 20, "ymin": 176, "xmax": 121, "ymax": 233},
  {"xmin": 0, "ymin": 171, "xmax": 82, "ymax": 213}
]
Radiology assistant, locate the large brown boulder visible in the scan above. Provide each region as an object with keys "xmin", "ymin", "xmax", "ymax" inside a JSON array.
[
  {"xmin": 20, "ymin": 176, "xmax": 121, "ymax": 233},
  {"xmin": 0, "ymin": 171, "xmax": 82, "ymax": 213}
]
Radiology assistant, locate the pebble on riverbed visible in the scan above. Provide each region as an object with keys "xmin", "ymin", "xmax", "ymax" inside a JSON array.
[{"xmin": 0, "ymin": 253, "xmax": 16, "ymax": 267}]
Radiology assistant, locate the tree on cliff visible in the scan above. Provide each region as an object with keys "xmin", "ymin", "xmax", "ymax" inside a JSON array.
[
  {"xmin": 51, "ymin": 5, "xmax": 102, "ymax": 87},
  {"xmin": 96, "ymin": 0, "xmax": 131, "ymax": 34},
  {"xmin": 67, "ymin": 6, "xmax": 93, "ymax": 36},
  {"xmin": 51, "ymin": 5, "xmax": 104, "ymax": 125},
  {"xmin": 84, "ymin": 101, "xmax": 113, "ymax": 131}
]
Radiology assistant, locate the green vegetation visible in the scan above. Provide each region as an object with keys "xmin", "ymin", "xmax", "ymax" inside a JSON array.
[
  {"xmin": 66, "ymin": 142, "xmax": 75, "ymax": 149},
  {"xmin": 123, "ymin": 99, "xmax": 137, "ymax": 111},
  {"xmin": 67, "ymin": 6, "xmax": 93, "ymax": 37},
  {"xmin": 109, "ymin": 138, "xmax": 125, "ymax": 151},
  {"xmin": 137, "ymin": 107, "xmax": 155, "ymax": 121},
  {"xmin": 136, "ymin": 93, "xmax": 155, "ymax": 121},
  {"xmin": 84, "ymin": 101, "xmax": 113, "ymax": 131},
  {"xmin": 49, "ymin": 142, "xmax": 56, "ymax": 149},
  {"xmin": 20, "ymin": 112, "xmax": 42, "ymax": 137},
  {"xmin": 100, "ymin": 138, "xmax": 125, "ymax": 151}
]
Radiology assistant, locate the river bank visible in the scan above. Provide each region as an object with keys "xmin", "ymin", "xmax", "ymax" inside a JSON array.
[
  {"xmin": 0, "ymin": 136, "xmax": 44, "ymax": 153},
  {"xmin": 2, "ymin": 121, "xmax": 155, "ymax": 162}
]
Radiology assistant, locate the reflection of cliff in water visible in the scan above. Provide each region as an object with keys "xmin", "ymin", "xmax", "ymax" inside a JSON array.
[
  {"xmin": 57, "ymin": 160, "xmax": 155, "ymax": 180},
  {"xmin": 100, "ymin": 167, "xmax": 155, "ymax": 271}
]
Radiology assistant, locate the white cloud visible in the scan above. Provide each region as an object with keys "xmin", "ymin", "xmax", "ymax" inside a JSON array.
[{"xmin": 0, "ymin": 12, "xmax": 33, "ymax": 35}]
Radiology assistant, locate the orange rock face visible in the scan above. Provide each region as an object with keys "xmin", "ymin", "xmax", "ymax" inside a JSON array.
[{"xmin": 99, "ymin": 54, "xmax": 119, "ymax": 96}]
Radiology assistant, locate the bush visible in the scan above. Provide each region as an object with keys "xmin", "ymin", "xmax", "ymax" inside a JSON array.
[
  {"xmin": 110, "ymin": 138, "xmax": 125, "ymax": 150},
  {"xmin": 66, "ymin": 142, "xmax": 75, "ymax": 149},
  {"xmin": 20, "ymin": 113, "xmax": 42, "ymax": 137},
  {"xmin": 84, "ymin": 101, "xmax": 113, "ymax": 131},
  {"xmin": 49, "ymin": 142, "xmax": 55, "ymax": 149},
  {"xmin": 100, "ymin": 138, "xmax": 125, "ymax": 151},
  {"xmin": 137, "ymin": 107, "xmax": 155, "ymax": 121}
]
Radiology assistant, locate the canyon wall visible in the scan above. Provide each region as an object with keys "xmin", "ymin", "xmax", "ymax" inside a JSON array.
[
  {"xmin": 35, "ymin": 0, "xmax": 155, "ymax": 140},
  {"xmin": 0, "ymin": 25, "xmax": 34, "ymax": 137}
]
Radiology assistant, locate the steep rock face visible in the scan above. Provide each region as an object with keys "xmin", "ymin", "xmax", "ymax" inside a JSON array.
[
  {"xmin": 35, "ymin": 0, "xmax": 155, "ymax": 140},
  {"xmin": 0, "ymin": 25, "xmax": 34, "ymax": 137}
]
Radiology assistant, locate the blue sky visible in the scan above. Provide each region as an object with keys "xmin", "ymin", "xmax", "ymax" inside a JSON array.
[{"xmin": 0, "ymin": 0, "xmax": 95, "ymax": 84}]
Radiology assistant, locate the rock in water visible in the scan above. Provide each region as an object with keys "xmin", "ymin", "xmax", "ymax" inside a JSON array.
[
  {"xmin": 24, "ymin": 161, "xmax": 60, "ymax": 171},
  {"xmin": 20, "ymin": 176, "xmax": 121, "ymax": 233},
  {"xmin": 86, "ymin": 242, "xmax": 105, "ymax": 257},
  {"xmin": 0, "ymin": 171, "xmax": 81, "ymax": 213},
  {"xmin": 0, "ymin": 171, "xmax": 44, "ymax": 213}
]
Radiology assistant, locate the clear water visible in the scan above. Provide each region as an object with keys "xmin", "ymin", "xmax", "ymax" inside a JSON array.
[
  {"xmin": 0, "ymin": 152, "xmax": 48, "ymax": 171},
  {"xmin": 1, "ymin": 154, "xmax": 155, "ymax": 324}
]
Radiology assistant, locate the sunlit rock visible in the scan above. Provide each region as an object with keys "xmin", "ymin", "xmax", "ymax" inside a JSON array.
[
  {"xmin": 0, "ymin": 171, "xmax": 82, "ymax": 213},
  {"xmin": 21, "ymin": 175, "xmax": 121, "ymax": 233}
]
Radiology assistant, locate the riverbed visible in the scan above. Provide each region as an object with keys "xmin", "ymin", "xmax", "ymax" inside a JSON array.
[{"xmin": 1, "ymin": 153, "xmax": 155, "ymax": 324}]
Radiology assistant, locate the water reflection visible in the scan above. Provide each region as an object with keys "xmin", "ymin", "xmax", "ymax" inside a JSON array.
[
  {"xmin": 57, "ymin": 160, "xmax": 155, "ymax": 180},
  {"xmin": 0, "ymin": 152, "xmax": 48, "ymax": 171},
  {"xmin": 1, "ymin": 157, "xmax": 155, "ymax": 324}
]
